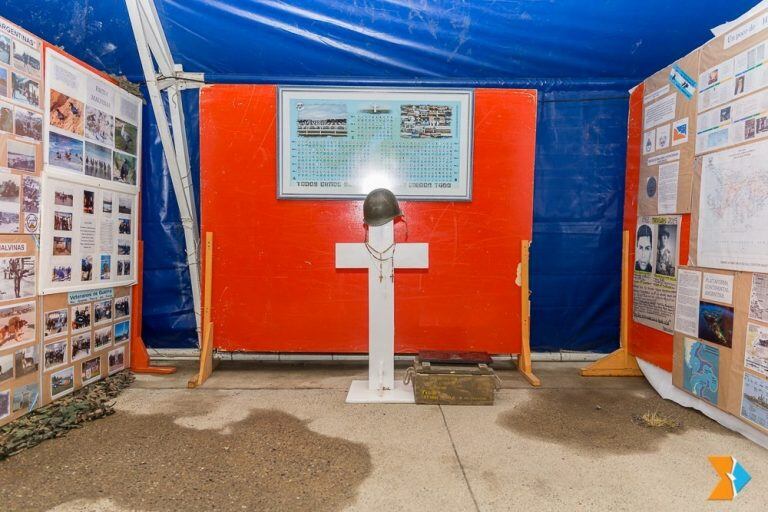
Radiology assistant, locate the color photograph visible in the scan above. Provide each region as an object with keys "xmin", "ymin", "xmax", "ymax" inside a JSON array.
[
  {"xmin": 83, "ymin": 189, "xmax": 95, "ymax": 214},
  {"xmin": 0, "ymin": 68, "xmax": 7, "ymax": 98},
  {"xmin": 114, "ymin": 296, "xmax": 130, "ymax": 319},
  {"xmin": 0, "ymin": 35, "xmax": 10, "ymax": 64},
  {"xmin": 0, "ymin": 211, "xmax": 18, "ymax": 233},
  {"xmin": 0, "ymin": 353, "xmax": 12, "ymax": 383},
  {"xmin": 118, "ymin": 195, "xmax": 132, "ymax": 214},
  {"xmin": 0, "ymin": 256, "xmax": 35, "ymax": 302},
  {"xmin": 400, "ymin": 104, "xmax": 453, "ymax": 138},
  {"xmin": 698, "ymin": 301, "xmax": 734, "ymax": 348},
  {"xmin": 117, "ymin": 259, "xmax": 131, "ymax": 276},
  {"xmin": 297, "ymin": 103, "xmax": 347, "ymax": 137},
  {"xmin": 114, "ymin": 320, "xmax": 130, "ymax": 344},
  {"xmin": 70, "ymin": 303, "xmax": 91, "ymax": 333},
  {"xmin": 108, "ymin": 346, "xmax": 125, "ymax": 374},
  {"xmin": 100, "ymin": 254, "xmax": 111, "ymax": 280},
  {"xmin": 12, "ymin": 382, "xmax": 38, "ymax": 412},
  {"xmin": 84, "ymin": 105, "xmax": 114, "ymax": 145},
  {"xmin": 114, "ymin": 118, "xmax": 137, "ymax": 154},
  {"xmin": 51, "ymin": 265, "xmax": 71, "ymax": 282},
  {"xmin": 11, "ymin": 73, "xmax": 39, "ymax": 108},
  {"xmin": 94, "ymin": 325, "xmax": 112, "ymax": 350},
  {"xmin": 0, "ymin": 389, "xmax": 8, "ymax": 419},
  {"xmin": 53, "ymin": 236, "xmax": 72, "ymax": 256},
  {"xmin": 12, "ymin": 41, "xmax": 40, "ymax": 76},
  {"xmin": 54, "ymin": 188, "xmax": 74, "ymax": 207},
  {"xmin": 94, "ymin": 299, "xmax": 112, "ymax": 325},
  {"xmin": 81, "ymin": 255, "xmax": 93, "ymax": 281},
  {"xmin": 81, "ymin": 355, "xmax": 101, "ymax": 385},
  {"xmin": 13, "ymin": 107, "xmax": 42, "ymax": 140},
  {"xmin": 0, "ymin": 300, "xmax": 35, "ymax": 349},
  {"xmin": 44, "ymin": 339, "xmax": 67, "ymax": 370},
  {"xmin": 44, "ymin": 308, "xmax": 68, "ymax": 338},
  {"xmin": 49, "ymin": 90, "xmax": 83, "ymax": 135},
  {"xmin": 7, "ymin": 139, "xmax": 35, "ymax": 171},
  {"xmin": 0, "ymin": 100, "xmax": 12, "ymax": 132},
  {"xmin": 102, "ymin": 194, "xmax": 113, "ymax": 215},
  {"xmin": 112, "ymin": 151, "xmax": 136, "ymax": 185},
  {"xmin": 50, "ymin": 366, "xmax": 74, "ymax": 399},
  {"xmin": 13, "ymin": 344, "xmax": 39, "ymax": 378},
  {"xmin": 71, "ymin": 332, "xmax": 91, "ymax": 361},
  {"xmin": 49, "ymin": 131, "xmax": 84, "ymax": 172},
  {"xmin": 118, "ymin": 218, "xmax": 131, "ymax": 235},
  {"xmin": 0, "ymin": 174, "xmax": 20, "ymax": 212},
  {"xmin": 53, "ymin": 211, "xmax": 72, "ymax": 231},
  {"xmin": 85, "ymin": 141, "xmax": 112, "ymax": 180},
  {"xmin": 22, "ymin": 176, "xmax": 40, "ymax": 214}
]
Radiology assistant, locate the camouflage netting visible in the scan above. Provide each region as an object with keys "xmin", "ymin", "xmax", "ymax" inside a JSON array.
[{"xmin": 0, "ymin": 371, "xmax": 134, "ymax": 460}]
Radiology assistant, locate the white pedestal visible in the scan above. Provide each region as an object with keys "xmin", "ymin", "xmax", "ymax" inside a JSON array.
[{"xmin": 345, "ymin": 380, "xmax": 415, "ymax": 404}]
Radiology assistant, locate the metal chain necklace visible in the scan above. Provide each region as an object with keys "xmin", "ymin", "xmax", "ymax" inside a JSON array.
[{"xmin": 364, "ymin": 232, "xmax": 397, "ymax": 282}]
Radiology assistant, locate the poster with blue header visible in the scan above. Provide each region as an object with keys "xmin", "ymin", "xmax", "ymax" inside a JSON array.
[{"xmin": 278, "ymin": 87, "xmax": 473, "ymax": 200}]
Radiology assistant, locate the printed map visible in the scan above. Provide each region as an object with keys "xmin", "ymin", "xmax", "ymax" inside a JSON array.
[
  {"xmin": 683, "ymin": 338, "xmax": 719, "ymax": 404},
  {"xmin": 698, "ymin": 141, "xmax": 768, "ymax": 271}
]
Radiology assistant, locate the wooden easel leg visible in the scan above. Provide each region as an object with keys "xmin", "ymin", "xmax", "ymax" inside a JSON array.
[
  {"xmin": 188, "ymin": 232, "xmax": 216, "ymax": 388},
  {"xmin": 518, "ymin": 240, "xmax": 541, "ymax": 387},
  {"xmin": 131, "ymin": 240, "xmax": 176, "ymax": 374},
  {"xmin": 581, "ymin": 230, "xmax": 643, "ymax": 377}
]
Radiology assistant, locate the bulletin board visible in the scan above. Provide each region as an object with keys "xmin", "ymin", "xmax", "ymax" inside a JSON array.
[
  {"xmin": 39, "ymin": 46, "xmax": 141, "ymax": 294},
  {"xmin": 201, "ymin": 85, "xmax": 537, "ymax": 354},
  {"xmin": 40, "ymin": 286, "xmax": 130, "ymax": 405}
]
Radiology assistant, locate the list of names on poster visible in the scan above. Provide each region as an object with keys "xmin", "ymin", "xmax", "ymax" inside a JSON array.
[{"xmin": 279, "ymin": 88, "xmax": 473, "ymax": 200}]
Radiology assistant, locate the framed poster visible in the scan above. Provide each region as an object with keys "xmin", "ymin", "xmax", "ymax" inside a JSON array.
[
  {"xmin": 38, "ymin": 175, "xmax": 137, "ymax": 294},
  {"xmin": 278, "ymin": 87, "xmax": 473, "ymax": 200},
  {"xmin": 43, "ymin": 48, "xmax": 141, "ymax": 192},
  {"xmin": 39, "ymin": 46, "xmax": 141, "ymax": 294}
]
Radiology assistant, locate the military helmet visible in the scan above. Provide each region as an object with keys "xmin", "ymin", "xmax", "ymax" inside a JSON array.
[{"xmin": 363, "ymin": 188, "xmax": 403, "ymax": 226}]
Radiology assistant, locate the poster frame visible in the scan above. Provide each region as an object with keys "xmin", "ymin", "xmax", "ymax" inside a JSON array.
[{"xmin": 277, "ymin": 86, "xmax": 474, "ymax": 201}]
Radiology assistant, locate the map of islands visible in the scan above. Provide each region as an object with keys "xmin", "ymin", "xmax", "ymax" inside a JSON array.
[{"xmin": 683, "ymin": 338, "xmax": 719, "ymax": 405}]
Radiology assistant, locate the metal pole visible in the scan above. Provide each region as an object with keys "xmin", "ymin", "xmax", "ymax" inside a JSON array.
[{"xmin": 125, "ymin": 0, "xmax": 203, "ymax": 345}]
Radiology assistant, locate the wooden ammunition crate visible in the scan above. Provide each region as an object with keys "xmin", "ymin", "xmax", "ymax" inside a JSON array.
[{"xmin": 408, "ymin": 357, "xmax": 499, "ymax": 405}]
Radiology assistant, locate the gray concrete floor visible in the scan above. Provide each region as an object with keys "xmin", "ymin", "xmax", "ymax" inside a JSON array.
[{"xmin": 30, "ymin": 361, "xmax": 768, "ymax": 510}]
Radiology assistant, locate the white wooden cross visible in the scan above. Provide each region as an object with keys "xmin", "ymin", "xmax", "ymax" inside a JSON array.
[{"xmin": 336, "ymin": 220, "xmax": 428, "ymax": 403}]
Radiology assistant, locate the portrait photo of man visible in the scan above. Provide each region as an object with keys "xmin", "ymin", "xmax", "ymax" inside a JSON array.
[
  {"xmin": 655, "ymin": 225, "xmax": 677, "ymax": 277},
  {"xmin": 635, "ymin": 224, "xmax": 653, "ymax": 273}
]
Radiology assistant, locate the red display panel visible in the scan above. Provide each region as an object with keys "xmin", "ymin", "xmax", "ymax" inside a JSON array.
[
  {"xmin": 200, "ymin": 86, "xmax": 537, "ymax": 353},
  {"xmin": 625, "ymin": 84, "xmax": 690, "ymax": 371}
]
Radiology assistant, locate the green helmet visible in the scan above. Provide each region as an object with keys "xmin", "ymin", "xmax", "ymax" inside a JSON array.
[{"xmin": 363, "ymin": 188, "xmax": 403, "ymax": 226}]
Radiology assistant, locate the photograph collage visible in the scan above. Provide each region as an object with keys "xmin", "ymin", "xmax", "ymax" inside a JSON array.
[
  {"xmin": 42, "ymin": 289, "xmax": 129, "ymax": 404},
  {"xmin": 0, "ymin": 20, "xmax": 42, "ymax": 235},
  {"xmin": 0, "ymin": 236, "xmax": 39, "ymax": 427},
  {"xmin": 45, "ymin": 50, "xmax": 141, "ymax": 190},
  {"xmin": 42, "ymin": 178, "xmax": 136, "ymax": 292}
]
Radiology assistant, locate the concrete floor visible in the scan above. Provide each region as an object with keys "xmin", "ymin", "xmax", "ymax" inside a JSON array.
[{"xmin": 4, "ymin": 360, "xmax": 768, "ymax": 511}]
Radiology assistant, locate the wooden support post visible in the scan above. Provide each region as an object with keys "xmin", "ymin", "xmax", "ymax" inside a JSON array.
[
  {"xmin": 518, "ymin": 240, "xmax": 540, "ymax": 387},
  {"xmin": 581, "ymin": 230, "xmax": 643, "ymax": 377},
  {"xmin": 130, "ymin": 240, "xmax": 177, "ymax": 374},
  {"xmin": 188, "ymin": 232, "xmax": 216, "ymax": 388}
]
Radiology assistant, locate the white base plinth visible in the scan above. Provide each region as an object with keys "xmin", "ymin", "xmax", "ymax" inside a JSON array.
[{"xmin": 345, "ymin": 380, "xmax": 415, "ymax": 404}]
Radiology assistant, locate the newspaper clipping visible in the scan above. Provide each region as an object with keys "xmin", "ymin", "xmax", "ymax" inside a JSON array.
[{"xmin": 632, "ymin": 215, "xmax": 681, "ymax": 333}]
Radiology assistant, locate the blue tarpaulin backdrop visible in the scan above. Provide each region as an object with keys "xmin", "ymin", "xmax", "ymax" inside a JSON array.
[{"xmin": 0, "ymin": 0, "xmax": 759, "ymax": 351}]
